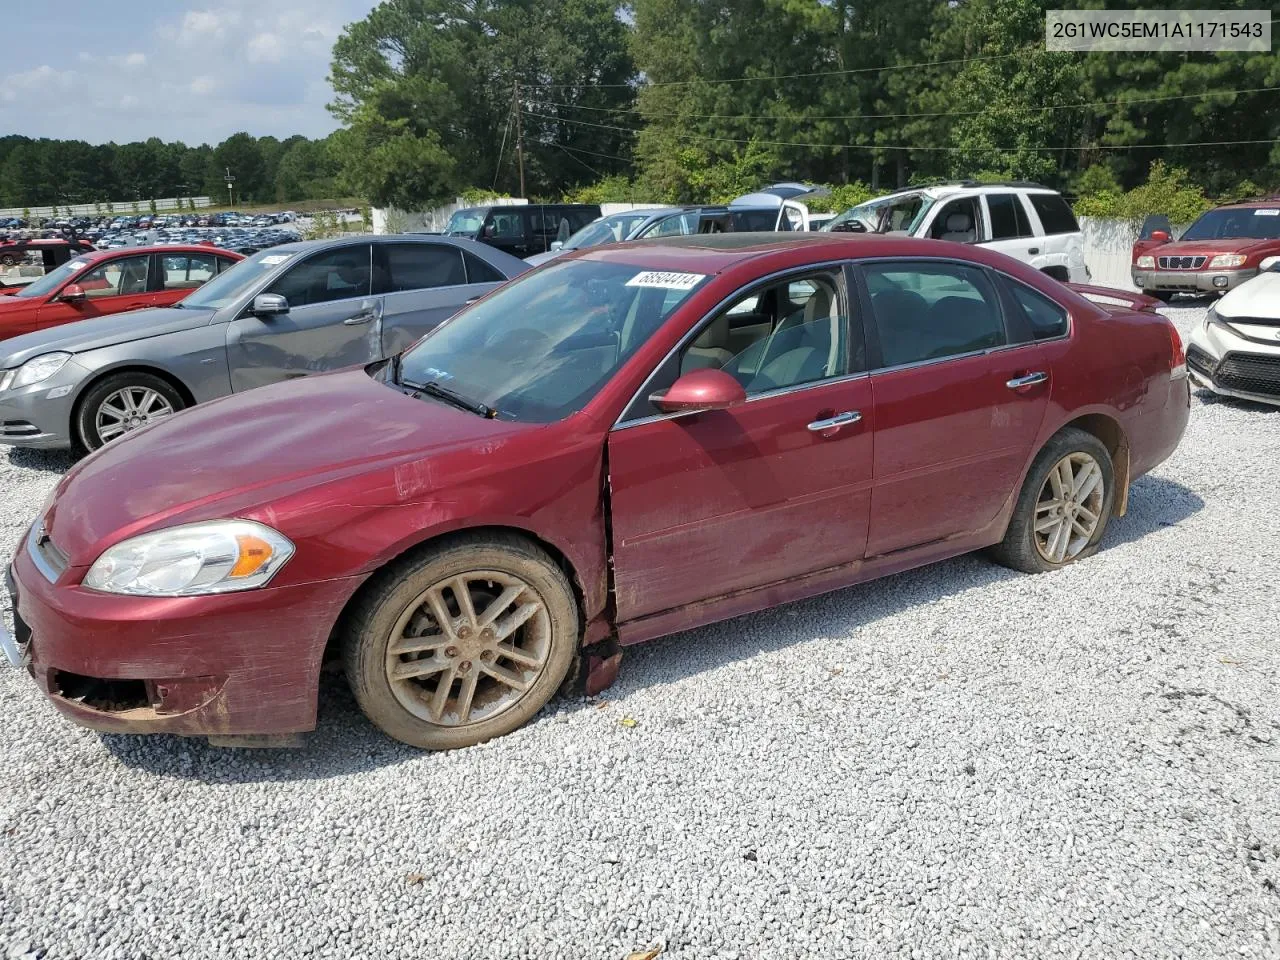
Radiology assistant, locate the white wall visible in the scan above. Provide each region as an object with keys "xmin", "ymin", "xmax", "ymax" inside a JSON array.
[
  {"xmin": 1079, "ymin": 216, "xmax": 1139, "ymax": 290},
  {"xmin": 372, "ymin": 197, "xmax": 528, "ymax": 235},
  {"xmin": 0, "ymin": 197, "xmax": 214, "ymax": 218}
]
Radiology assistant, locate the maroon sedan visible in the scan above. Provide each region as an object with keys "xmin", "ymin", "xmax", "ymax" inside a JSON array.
[{"xmin": 3, "ymin": 234, "xmax": 1190, "ymax": 749}]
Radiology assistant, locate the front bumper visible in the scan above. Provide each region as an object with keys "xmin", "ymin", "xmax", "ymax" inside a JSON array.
[
  {"xmin": 0, "ymin": 359, "xmax": 87, "ymax": 449},
  {"xmin": 8, "ymin": 526, "xmax": 365, "ymax": 738},
  {"xmin": 1185, "ymin": 324, "xmax": 1280, "ymax": 407},
  {"xmin": 1131, "ymin": 267, "xmax": 1256, "ymax": 294}
]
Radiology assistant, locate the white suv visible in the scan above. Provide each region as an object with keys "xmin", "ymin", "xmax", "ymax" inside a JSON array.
[{"xmin": 824, "ymin": 181, "xmax": 1089, "ymax": 283}]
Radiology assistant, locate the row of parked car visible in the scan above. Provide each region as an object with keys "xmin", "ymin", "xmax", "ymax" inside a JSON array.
[{"xmin": 0, "ymin": 203, "xmax": 1194, "ymax": 753}]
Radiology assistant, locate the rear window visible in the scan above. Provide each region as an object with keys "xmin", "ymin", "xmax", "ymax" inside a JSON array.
[
  {"xmin": 1028, "ymin": 194, "xmax": 1080, "ymax": 236},
  {"xmin": 1008, "ymin": 280, "xmax": 1069, "ymax": 340}
]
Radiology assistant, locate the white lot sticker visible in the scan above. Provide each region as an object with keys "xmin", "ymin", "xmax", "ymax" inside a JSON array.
[
  {"xmin": 261, "ymin": 254, "xmax": 292, "ymax": 265},
  {"xmin": 625, "ymin": 271, "xmax": 705, "ymax": 290},
  {"xmin": 1254, "ymin": 209, "xmax": 1279, "ymax": 216}
]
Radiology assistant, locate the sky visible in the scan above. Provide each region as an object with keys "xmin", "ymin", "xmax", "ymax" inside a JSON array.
[{"xmin": 0, "ymin": 0, "xmax": 378, "ymax": 145}]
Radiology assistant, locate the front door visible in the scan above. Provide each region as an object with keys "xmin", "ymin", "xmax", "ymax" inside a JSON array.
[
  {"xmin": 859, "ymin": 259, "xmax": 1049, "ymax": 556},
  {"xmin": 607, "ymin": 267, "xmax": 874, "ymax": 623},
  {"xmin": 226, "ymin": 243, "xmax": 380, "ymax": 392},
  {"xmin": 36, "ymin": 252, "xmax": 154, "ymax": 332}
]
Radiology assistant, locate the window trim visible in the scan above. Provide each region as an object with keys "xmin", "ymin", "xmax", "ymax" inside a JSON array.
[
  {"xmin": 924, "ymin": 195, "xmax": 985, "ymax": 243},
  {"xmin": 74, "ymin": 252, "xmax": 152, "ymax": 300},
  {"xmin": 982, "ymin": 192, "xmax": 1036, "ymax": 242},
  {"xmin": 853, "ymin": 256, "xmax": 1024, "ymax": 374},
  {"xmin": 612, "ymin": 260, "xmax": 861, "ymax": 430},
  {"xmin": 992, "ymin": 271, "xmax": 1073, "ymax": 345},
  {"xmin": 156, "ymin": 251, "xmax": 220, "ymax": 293}
]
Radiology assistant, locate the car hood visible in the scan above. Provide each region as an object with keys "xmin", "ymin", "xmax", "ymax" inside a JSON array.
[
  {"xmin": 44, "ymin": 368, "xmax": 535, "ymax": 565},
  {"xmin": 1219, "ymin": 271, "xmax": 1280, "ymax": 321},
  {"xmin": 1146, "ymin": 238, "xmax": 1274, "ymax": 258},
  {"xmin": 0, "ymin": 305, "xmax": 215, "ymax": 367}
]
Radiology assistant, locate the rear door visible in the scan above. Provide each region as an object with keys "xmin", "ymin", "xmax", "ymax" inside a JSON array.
[
  {"xmin": 375, "ymin": 241, "xmax": 475, "ymax": 356},
  {"xmin": 152, "ymin": 251, "xmax": 221, "ymax": 307},
  {"xmin": 226, "ymin": 243, "xmax": 380, "ymax": 392},
  {"xmin": 859, "ymin": 259, "xmax": 1049, "ymax": 555},
  {"xmin": 1024, "ymin": 192, "xmax": 1085, "ymax": 279},
  {"xmin": 979, "ymin": 193, "xmax": 1044, "ymax": 269},
  {"xmin": 482, "ymin": 209, "xmax": 531, "ymax": 258}
]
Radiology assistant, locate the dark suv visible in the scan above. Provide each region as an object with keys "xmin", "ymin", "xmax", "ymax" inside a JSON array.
[{"xmin": 443, "ymin": 204, "xmax": 602, "ymax": 258}]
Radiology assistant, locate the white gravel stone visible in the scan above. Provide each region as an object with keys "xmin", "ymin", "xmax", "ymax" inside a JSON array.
[{"xmin": 1, "ymin": 301, "xmax": 1279, "ymax": 959}]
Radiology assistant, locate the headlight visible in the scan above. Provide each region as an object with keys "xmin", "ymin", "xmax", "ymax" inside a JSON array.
[
  {"xmin": 1208, "ymin": 254, "xmax": 1247, "ymax": 269},
  {"xmin": 0, "ymin": 352, "xmax": 71, "ymax": 392},
  {"xmin": 1136, "ymin": 256, "xmax": 1156, "ymax": 269},
  {"xmin": 83, "ymin": 520, "xmax": 295, "ymax": 596}
]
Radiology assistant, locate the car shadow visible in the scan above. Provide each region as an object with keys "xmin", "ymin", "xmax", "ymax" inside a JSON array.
[
  {"xmin": 101, "ymin": 476, "xmax": 1203, "ymax": 782},
  {"xmin": 6, "ymin": 447, "xmax": 76, "ymax": 473}
]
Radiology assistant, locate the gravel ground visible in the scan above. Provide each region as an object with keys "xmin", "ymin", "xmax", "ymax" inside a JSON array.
[{"xmin": 2, "ymin": 301, "xmax": 1279, "ymax": 960}]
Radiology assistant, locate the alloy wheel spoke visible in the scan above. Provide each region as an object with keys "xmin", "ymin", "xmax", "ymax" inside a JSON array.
[
  {"xmin": 495, "ymin": 641, "xmax": 545, "ymax": 669},
  {"xmin": 391, "ymin": 657, "xmax": 450, "ymax": 681},
  {"xmin": 427, "ymin": 667, "xmax": 457, "ymax": 721},
  {"xmin": 99, "ymin": 401, "xmax": 129, "ymax": 422},
  {"xmin": 480, "ymin": 660, "xmax": 531, "ymax": 692},
  {"xmin": 454, "ymin": 671, "xmax": 480, "ymax": 724},
  {"xmin": 1070, "ymin": 516, "xmax": 1093, "ymax": 538},
  {"xmin": 1034, "ymin": 514, "xmax": 1061, "ymax": 534},
  {"xmin": 1075, "ymin": 468, "xmax": 1103, "ymax": 503},
  {"xmin": 1047, "ymin": 466, "xmax": 1065, "ymax": 500},
  {"xmin": 1075, "ymin": 504, "xmax": 1099, "ymax": 526},
  {"xmin": 97, "ymin": 422, "xmax": 128, "ymax": 441},
  {"xmin": 494, "ymin": 601, "xmax": 542, "ymax": 641},
  {"xmin": 390, "ymin": 633, "xmax": 450, "ymax": 657},
  {"xmin": 424, "ymin": 587, "xmax": 458, "ymax": 641},
  {"xmin": 451, "ymin": 577, "xmax": 477, "ymax": 628},
  {"xmin": 477, "ymin": 584, "xmax": 525, "ymax": 629}
]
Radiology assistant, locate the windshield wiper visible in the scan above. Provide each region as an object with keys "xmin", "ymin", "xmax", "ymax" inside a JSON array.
[{"xmin": 400, "ymin": 375, "xmax": 493, "ymax": 418}]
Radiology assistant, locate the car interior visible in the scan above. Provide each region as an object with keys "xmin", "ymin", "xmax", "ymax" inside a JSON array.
[
  {"xmin": 866, "ymin": 264, "xmax": 1005, "ymax": 366},
  {"xmin": 679, "ymin": 274, "xmax": 847, "ymax": 393},
  {"xmin": 80, "ymin": 256, "xmax": 150, "ymax": 299},
  {"xmin": 928, "ymin": 198, "xmax": 981, "ymax": 243}
]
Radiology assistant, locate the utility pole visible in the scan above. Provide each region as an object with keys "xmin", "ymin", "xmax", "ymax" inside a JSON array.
[
  {"xmin": 513, "ymin": 83, "xmax": 525, "ymax": 199},
  {"xmin": 224, "ymin": 167, "xmax": 236, "ymax": 207}
]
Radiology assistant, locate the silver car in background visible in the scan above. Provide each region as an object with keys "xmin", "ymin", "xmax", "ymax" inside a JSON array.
[{"xmin": 0, "ymin": 235, "xmax": 528, "ymax": 452}]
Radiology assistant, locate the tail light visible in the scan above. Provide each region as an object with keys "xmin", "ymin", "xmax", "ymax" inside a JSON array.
[{"xmin": 1167, "ymin": 319, "xmax": 1187, "ymax": 379}]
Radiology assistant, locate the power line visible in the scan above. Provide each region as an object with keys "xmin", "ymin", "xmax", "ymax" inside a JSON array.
[
  {"xmin": 525, "ymin": 52, "xmax": 1022, "ymax": 90},
  {"xmin": 527, "ymin": 84, "xmax": 1280, "ymax": 123},
  {"xmin": 552, "ymin": 142, "xmax": 637, "ymax": 166},
  {"xmin": 523, "ymin": 109, "xmax": 1280, "ymax": 154}
]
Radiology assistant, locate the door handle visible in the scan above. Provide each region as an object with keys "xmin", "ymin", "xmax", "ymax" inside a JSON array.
[
  {"xmin": 465, "ymin": 296, "xmax": 481, "ymax": 304},
  {"xmin": 807, "ymin": 410, "xmax": 862, "ymax": 432},
  {"xmin": 1028, "ymin": 247, "xmax": 1040, "ymax": 255},
  {"xmin": 343, "ymin": 313, "xmax": 375, "ymax": 325},
  {"xmin": 1006, "ymin": 372, "xmax": 1049, "ymax": 389},
  {"xmin": 343, "ymin": 300, "xmax": 382, "ymax": 326}
]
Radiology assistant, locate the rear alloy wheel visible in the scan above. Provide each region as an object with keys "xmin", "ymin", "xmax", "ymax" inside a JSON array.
[
  {"xmin": 991, "ymin": 427, "xmax": 1116, "ymax": 574},
  {"xmin": 343, "ymin": 534, "xmax": 579, "ymax": 749},
  {"xmin": 75, "ymin": 372, "xmax": 186, "ymax": 451},
  {"xmin": 0, "ymin": 254, "xmax": 17, "ymax": 268}
]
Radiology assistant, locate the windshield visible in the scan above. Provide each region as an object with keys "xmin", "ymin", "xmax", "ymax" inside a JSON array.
[
  {"xmin": 1180, "ymin": 207, "xmax": 1280, "ymax": 241},
  {"xmin": 444, "ymin": 209, "xmax": 487, "ymax": 236},
  {"xmin": 13, "ymin": 257, "xmax": 91, "ymax": 298},
  {"xmin": 563, "ymin": 213, "xmax": 655, "ymax": 249},
  {"xmin": 180, "ymin": 249, "xmax": 291, "ymax": 310},
  {"xmin": 396, "ymin": 259, "xmax": 709, "ymax": 422},
  {"xmin": 830, "ymin": 192, "xmax": 934, "ymax": 235}
]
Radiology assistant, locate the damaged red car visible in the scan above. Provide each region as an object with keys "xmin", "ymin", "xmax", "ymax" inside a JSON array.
[{"xmin": 3, "ymin": 234, "xmax": 1190, "ymax": 749}]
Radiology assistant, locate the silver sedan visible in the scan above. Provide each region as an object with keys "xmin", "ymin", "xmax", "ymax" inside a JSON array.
[{"xmin": 0, "ymin": 235, "xmax": 528, "ymax": 451}]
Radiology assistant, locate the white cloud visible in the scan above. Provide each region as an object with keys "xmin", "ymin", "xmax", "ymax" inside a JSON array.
[
  {"xmin": 0, "ymin": 65, "xmax": 78, "ymax": 104},
  {"xmin": 247, "ymin": 32, "xmax": 284, "ymax": 64},
  {"xmin": 109, "ymin": 52, "xmax": 148, "ymax": 68},
  {"xmin": 189, "ymin": 75, "xmax": 218, "ymax": 95}
]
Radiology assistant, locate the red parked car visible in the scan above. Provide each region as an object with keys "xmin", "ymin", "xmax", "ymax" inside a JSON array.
[
  {"xmin": 1131, "ymin": 198, "xmax": 1280, "ymax": 299},
  {"xmin": 0, "ymin": 246, "xmax": 244, "ymax": 342},
  {"xmin": 2, "ymin": 235, "xmax": 1190, "ymax": 750}
]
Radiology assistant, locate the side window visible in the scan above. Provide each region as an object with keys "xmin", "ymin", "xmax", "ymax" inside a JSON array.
[
  {"xmin": 1028, "ymin": 194, "xmax": 1080, "ymax": 236},
  {"xmin": 161, "ymin": 253, "xmax": 218, "ymax": 290},
  {"xmin": 676, "ymin": 271, "xmax": 850, "ymax": 396},
  {"xmin": 647, "ymin": 213, "xmax": 696, "ymax": 238},
  {"xmin": 381, "ymin": 243, "xmax": 466, "ymax": 292},
  {"xmin": 77, "ymin": 255, "xmax": 150, "ymax": 299},
  {"xmin": 865, "ymin": 261, "xmax": 1005, "ymax": 367},
  {"xmin": 268, "ymin": 245, "xmax": 371, "ymax": 307},
  {"xmin": 1008, "ymin": 280, "xmax": 1068, "ymax": 340},
  {"xmin": 463, "ymin": 251, "xmax": 506, "ymax": 284},
  {"xmin": 928, "ymin": 198, "xmax": 979, "ymax": 242},
  {"xmin": 563, "ymin": 208, "xmax": 597, "ymax": 233},
  {"xmin": 486, "ymin": 212, "xmax": 524, "ymax": 240},
  {"xmin": 987, "ymin": 193, "xmax": 1033, "ymax": 240},
  {"xmin": 216, "ymin": 256, "xmax": 239, "ymax": 274}
]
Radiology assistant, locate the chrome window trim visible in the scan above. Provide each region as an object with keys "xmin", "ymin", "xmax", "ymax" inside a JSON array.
[{"xmin": 611, "ymin": 259, "xmax": 855, "ymax": 429}]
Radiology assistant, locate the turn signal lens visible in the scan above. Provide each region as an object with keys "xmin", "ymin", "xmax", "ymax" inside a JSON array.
[{"xmin": 229, "ymin": 534, "xmax": 274, "ymax": 578}]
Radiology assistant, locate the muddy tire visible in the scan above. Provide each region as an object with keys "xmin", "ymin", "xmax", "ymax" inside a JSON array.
[
  {"xmin": 342, "ymin": 532, "xmax": 579, "ymax": 750},
  {"xmin": 990, "ymin": 427, "xmax": 1116, "ymax": 574}
]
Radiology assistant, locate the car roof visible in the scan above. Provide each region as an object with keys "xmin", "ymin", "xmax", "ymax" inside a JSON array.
[
  {"xmin": 68, "ymin": 244, "xmax": 245, "ymax": 262},
  {"xmin": 1211, "ymin": 198, "xmax": 1280, "ymax": 210},
  {"xmin": 575, "ymin": 231, "xmax": 980, "ymax": 273}
]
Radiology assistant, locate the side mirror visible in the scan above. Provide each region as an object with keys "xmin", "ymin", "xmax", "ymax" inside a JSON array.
[
  {"xmin": 650, "ymin": 368, "xmax": 746, "ymax": 415},
  {"xmin": 60, "ymin": 283, "xmax": 87, "ymax": 304},
  {"xmin": 550, "ymin": 240, "xmax": 564, "ymax": 251},
  {"xmin": 482, "ymin": 224, "xmax": 495, "ymax": 239},
  {"xmin": 1150, "ymin": 229, "xmax": 1171, "ymax": 243},
  {"xmin": 253, "ymin": 293, "xmax": 289, "ymax": 317}
]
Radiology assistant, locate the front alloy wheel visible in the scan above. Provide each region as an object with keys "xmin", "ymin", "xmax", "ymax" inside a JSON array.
[
  {"xmin": 344, "ymin": 533, "xmax": 579, "ymax": 749},
  {"xmin": 75, "ymin": 371, "xmax": 187, "ymax": 452}
]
